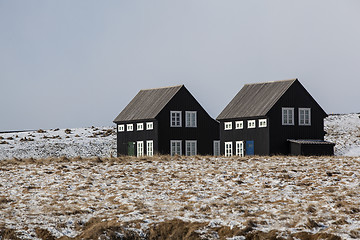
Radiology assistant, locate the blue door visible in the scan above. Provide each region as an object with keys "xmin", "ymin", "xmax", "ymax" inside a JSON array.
[{"xmin": 246, "ymin": 141, "xmax": 254, "ymax": 156}]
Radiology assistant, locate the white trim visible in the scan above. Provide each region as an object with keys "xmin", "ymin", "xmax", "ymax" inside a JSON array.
[
  {"xmin": 185, "ymin": 140, "xmax": 197, "ymax": 156},
  {"xmin": 247, "ymin": 120, "xmax": 256, "ymax": 129},
  {"xmin": 146, "ymin": 122, "xmax": 153, "ymax": 130},
  {"xmin": 299, "ymin": 108, "xmax": 311, "ymax": 126},
  {"xmin": 170, "ymin": 140, "xmax": 182, "ymax": 156},
  {"xmin": 224, "ymin": 122, "xmax": 232, "ymax": 130},
  {"xmin": 126, "ymin": 124, "xmax": 134, "ymax": 131},
  {"xmin": 235, "ymin": 141, "xmax": 244, "ymax": 157},
  {"xmin": 137, "ymin": 141, "xmax": 144, "ymax": 157},
  {"xmin": 146, "ymin": 140, "xmax": 153, "ymax": 157},
  {"xmin": 225, "ymin": 142, "xmax": 233, "ymax": 157},
  {"xmin": 213, "ymin": 140, "xmax": 220, "ymax": 156},
  {"xmin": 118, "ymin": 124, "xmax": 125, "ymax": 132},
  {"xmin": 137, "ymin": 123, "xmax": 144, "ymax": 131},
  {"xmin": 235, "ymin": 121, "xmax": 243, "ymax": 129},
  {"xmin": 185, "ymin": 111, "xmax": 197, "ymax": 128},
  {"xmin": 170, "ymin": 111, "xmax": 182, "ymax": 127},
  {"xmin": 282, "ymin": 107, "xmax": 294, "ymax": 125},
  {"xmin": 258, "ymin": 119, "xmax": 267, "ymax": 128}
]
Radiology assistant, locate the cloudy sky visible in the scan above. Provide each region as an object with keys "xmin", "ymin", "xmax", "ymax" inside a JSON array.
[{"xmin": 1, "ymin": 1, "xmax": 359, "ymax": 131}]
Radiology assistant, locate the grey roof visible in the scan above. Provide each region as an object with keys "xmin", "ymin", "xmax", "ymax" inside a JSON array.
[
  {"xmin": 217, "ymin": 79, "xmax": 297, "ymax": 120},
  {"xmin": 288, "ymin": 139, "xmax": 335, "ymax": 145},
  {"xmin": 113, "ymin": 85, "xmax": 183, "ymax": 122}
]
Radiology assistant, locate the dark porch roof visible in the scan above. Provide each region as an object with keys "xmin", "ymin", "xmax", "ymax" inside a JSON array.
[
  {"xmin": 288, "ymin": 139, "xmax": 335, "ymax": 145},
  {"xmin": 217, "ymin": 79, "xmax": 297, "ymax": 120},
  {"xmin": 113, "ymin": 85, "xmax": 183, "ymax": 122}
]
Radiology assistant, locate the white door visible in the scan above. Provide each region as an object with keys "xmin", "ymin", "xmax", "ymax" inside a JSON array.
[
  {"xmin": 213, "ymin": 141, "xmax": 220, "ymax": 156},
  {"xmin": 137, "ymin": 141, "xmax": 144, "ymax": 157},
  {"xmin": 225, "ymin": 142, "xmax": 233, "ymax": 157},
  {"xmin": 146, "ymin": 140, "xmax": 153, "ymax": 157},
  {"xmin": 236, "ymin": 141, "xmax": 244, "ymax": 157},
  {"xmin": 185, "ymin": 140, "xmax": 197, "ymax": 156},
  {"xmin": 170, "ymin": 140, "xmax": 182, "ymax": 156}
]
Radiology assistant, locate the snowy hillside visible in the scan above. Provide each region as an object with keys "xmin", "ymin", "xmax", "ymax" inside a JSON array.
[{"xmin": 0, "ymin": 113, "xmax": 359, "ymax": 160}]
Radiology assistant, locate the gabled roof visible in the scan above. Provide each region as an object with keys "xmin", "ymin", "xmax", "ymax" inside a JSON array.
[
  {"xmin": 217, "ymin": 79, "xmax": 297, "ymax": 120},
  {"xmin": 113, "ymin": 85, "xmax": 183, "ymax": 122}
]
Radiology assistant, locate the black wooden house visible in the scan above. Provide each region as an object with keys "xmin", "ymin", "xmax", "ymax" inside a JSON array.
[
  {"xmin": 217, "ymin": 79, "xmax": 334, "ymax": 156},
  {"xmin": 113, "ymin": 85, "xmax": 219, "ymax": 157}
]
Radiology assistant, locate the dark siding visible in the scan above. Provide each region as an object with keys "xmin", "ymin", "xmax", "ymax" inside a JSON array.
[
  {"xmin": 290, "ymin": 142, "xmax": 334, "ymax": 156},
  {"xmin": 157, "ymin": 87, "xmax": 219, "ymax": 155},
  {"xmin": 116, "ymin": 120, "xmax": 158, "ymax": 156},
  {"xmin": 219, "ymin": 117, "xmax": 270, "ymax": 156},
  {"xmin": 267, "ymin": 80, "xmax": 327, "ymax": 155}
]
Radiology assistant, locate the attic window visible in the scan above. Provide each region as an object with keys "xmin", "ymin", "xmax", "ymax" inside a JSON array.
[
  {"xmin": 259, "ymin": 119, "xmax": 267, "ymax": 128},
  {"xmin": 170, "ymin": 111, "xmax": 182, "ymax": 127},
  {"xmin": 137, "ymin": 123, "xmax": 144, "ymax": 131},
  {"xmin": 248, "ymin": 120, "xmax": 256, "ymax": 129},
  {"xmin": 299, "ymin": 108, "xmax": 311, "ymax": 126},
  {"xmin": 146, "ymin": 122, "xmax": 153, "ymax": 130},
  {"xmin": 186, "ymin": 111, "xmax": 197, "ymax": 128},
  {"xmin": 235, "ymin": 121, "xmax": 243, "ymax": 129},
  {"xmin": 224, "ymin": 122, "xmax": 232, "ymax": 130},
  {"xmin": 118, "ymin": 124, "xmax": 125, "ymax": 132},
  {"xmin": 282, "ymin": 108, "xmax": 294, "ymax": 125},
  {"xmin": 127, "ymin": 124, "xmax": 134, "ymax": 131}
]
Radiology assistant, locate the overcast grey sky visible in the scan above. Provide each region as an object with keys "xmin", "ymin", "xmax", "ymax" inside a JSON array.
[{"xmin": 1, "ymin": 1, "xmax": 359, "ymax": 131}]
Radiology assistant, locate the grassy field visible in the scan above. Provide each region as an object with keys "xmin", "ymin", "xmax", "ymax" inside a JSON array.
[{"xmin": 1, "ymin": 155, "xmax": 359, "ymax": 239}]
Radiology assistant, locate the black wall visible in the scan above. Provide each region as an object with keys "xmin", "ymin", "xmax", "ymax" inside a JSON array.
[
  {"xmin": 267, "ymin": 81, "xmax": 327, "ymax": 155},
  {"xmin": 157, "ymin": 87, "xmax": 219, "ymax": 155},
  {"xmin": 219, "ymin": 117, "xmax": 270, "ymax": 156}
]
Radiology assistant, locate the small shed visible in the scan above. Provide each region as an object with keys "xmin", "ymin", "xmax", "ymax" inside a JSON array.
[{"xmin": 288, "ymin": 139, "xmax": 335, "ymax": 156}]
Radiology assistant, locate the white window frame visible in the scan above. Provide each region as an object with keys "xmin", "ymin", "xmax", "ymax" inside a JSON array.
[
  {"xmin": 224, "ymin": 122, "xmax": 232, "ymax": 130},
  {"xmin": 146, "ymin": 140, "xmax": 153, "ymax": 157},
  {"xmin": 299, "ymin": 108, "xmax": 311, "ymax": 126},
  {"xmin": 127, "ymin": 124, "xmax": 134, "ymax": 131},
  {"xmin": 118, "ymin": 124, "xmax": 125, "ymax": 132},
  {"xmin": 258, "ymin": 119, "xmax": 267, "ymax": 128},
  {"xmin": 185, "ymin": 111, "xmax": 197, "ymax": 128},
  {"xmin": 146, "ymin": 122, "xmax": 153, "ymax": 130},
  {"xmin": 282, "ymin": 108, "xmax": 294, "ymax": 125},
  {"xmin": 213, "ymin": 140, "xmax": 220, "ymax": 156},
  {"xmin": 170, "ymin": 140, "xmax": 182, "ymax": 156},
  {"xmin": 247, "ymin": 120, "xmax": 256, "ymax": 129},
  {"xmin": 137, "ymin": 123, "xmax": 144, "ymax": 131},
  {"xmin": 170, "ymin": 111, "xmax": 182, "ymax": 127},
  {"xmin": 137, "ymin": 141, "xmax": 144, "ymax": 157},
  {"xmin": 185, "ymin": 140, "xmax": 197, "ymax": 156},
  {"xmin": 225, "ymin": 142, "xmax": 233, "ymax": 157},
  {"xmin": 235, "ymin": 121, "xmax": 243, "ymax": 129},
  {"xmin": 235, "ymin": 141, "xmax": 244, "ymax": 157}
]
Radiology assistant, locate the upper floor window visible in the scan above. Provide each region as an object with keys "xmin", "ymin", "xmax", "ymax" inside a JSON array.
[
  {"xmin": 259, "ymin": 119, "xmax": 267, "ymax": 128},
  {"xmin": 299, "ymin": 108, "xmax": 311, "ymax": 126},
  {"xmin": 248, "ymin": 120, "xmax": 256, "ymax": 129},
  {"xmin": 185, "ymin": 111, "xmax": 197, "ymax": 127},
  {"xmin": 118, "ymin": 124, "xmax": 125, "ymax": 132},
  {"xmin": 224, "ymin": 122, "xmax": 232, "ymax": 130},
  {"xmin": 282, "ymin": 108, "xmax": 294, "ymax": 125},
  {"xmin": 235, "ymin": 121, "xmax": 243, "ymax": 129},
  {"xmin": 127, "ymin": 124, "xmax": 134, "ymax": 131},
  {"xmin": 146, "ymin": 122, "xmax": 153, "ymax": 130},
  {"xmin": 170, "ymin": 111, "xmax": 182, "ymax": 127},
  {"xmin": 137, "ymin": 123, "xmax": 144, "ymax": 131}
]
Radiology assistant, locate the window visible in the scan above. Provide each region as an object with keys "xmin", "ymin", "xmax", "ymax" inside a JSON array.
[
  {"xmin": 213, "ymin": 141, "xmax": 220, "ymax": 156},
  {"xmin": 146, "ymin": 122, "xmax": 153, "ymax": 130},
  {"xmin": 146, "ymin": 140, "xmax": 153, "ymax": 157},
  {"xmin": 137, "ymin": 141, "xmax": 144, "ymax": 157},
  {"xmin": 170, "ymin": 111, "xmax": 182, "ymax": 127},
  {"xmin": 170, "ymin": 140, "xmax": 182, "ymax": 156},
  {"xmin": 259, "ymin": 119, "xmax": 267, "ymax": 128},
  {"xmin": 118, "ymin": 124, "xmax": 125, "ymax": 132},
  {"xmin": 225, "ymin": 142, "xmax": 233, "ymax": 157},
  {"xmin": 248, "ymin": 120, "xmax": 256, "ymax": 129},
  {"xmin": 185, "ymin": 140, "xmax": 197, "ymax": 156},
  {"xmin": 236, "ymin": 141, "xmax": 244, "ymax": 157},
  {"xmin": 137, "ymin": 123, "xmax": 144, "ymax": 131},
  {"xmin": 224, "ymin": 122, "xmax": 232, "ymax": 130},
  {"xmin": 282, "ymin": 108, "xmax": 294, "ymax": 125},
  {"xmin": 299, "ymin": 108, "xmax": 311, "ymax": 126},
  {"xmin": 235, "ymin": 121, "xmax": 243, "ymax": 129},
  {"xmin": 185, "ymin": 111, "xmax": 197, "ymax": 127},
  {"xmin": 127, "ymin": 124, "xmax": 134, "ymax": 131}
]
